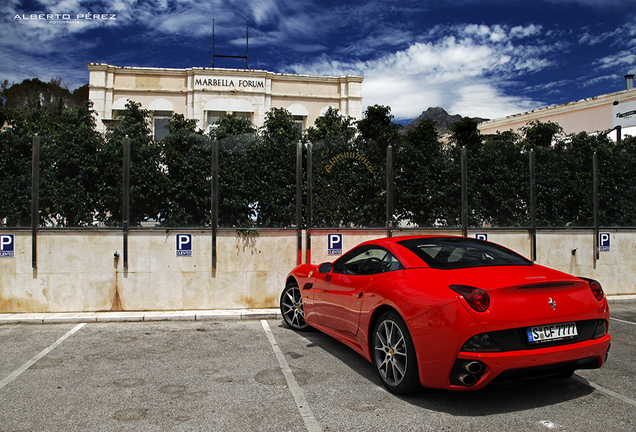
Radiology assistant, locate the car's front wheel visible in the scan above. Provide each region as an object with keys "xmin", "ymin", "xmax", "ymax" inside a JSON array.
[
  {"xmin": 280, "ymin": 282, "xmax": 308, "ymax": 331},
  {"xmin": 372, "ymin": 311, "xmax": 420, "ymax": 394}
]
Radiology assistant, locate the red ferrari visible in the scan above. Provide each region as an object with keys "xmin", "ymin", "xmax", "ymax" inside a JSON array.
[{"xmin": 280, "ymin": 235, "xmax": 611, "ymax": 394}]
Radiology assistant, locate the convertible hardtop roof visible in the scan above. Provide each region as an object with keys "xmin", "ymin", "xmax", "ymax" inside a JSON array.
[
  {"xmin": 362, "ymin": 235, "xmax": 457, "ymax": 246},
  {"xmin": 383, "ymin": 235, "xmax": 533, "ymax": 269}
]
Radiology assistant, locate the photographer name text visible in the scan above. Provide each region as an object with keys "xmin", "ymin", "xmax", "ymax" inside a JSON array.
[{"xmin": 14, "ymin": 13, "xmax": 116, "ymax": 21}]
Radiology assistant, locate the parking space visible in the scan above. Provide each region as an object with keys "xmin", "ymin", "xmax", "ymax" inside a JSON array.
[{"xmin": 0, "ymin": 302, "xmax": 634, "ymax": 431}]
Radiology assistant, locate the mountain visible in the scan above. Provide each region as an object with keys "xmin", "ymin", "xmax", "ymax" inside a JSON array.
[{"xmin": 402, "ymin": 107, "xmax": 489, "ymax": 135}]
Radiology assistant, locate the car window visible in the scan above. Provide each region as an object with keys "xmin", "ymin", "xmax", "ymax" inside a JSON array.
[
  {"xmin": 398, "ymin": 237, "xmax": 532, "ymax": 269},
  {"xmin": 333, "ymin": 246, "xmax": 405, "ymax": 275}
]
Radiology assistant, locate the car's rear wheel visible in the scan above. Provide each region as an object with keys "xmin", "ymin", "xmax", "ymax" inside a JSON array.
[
  {"xmin": 280, "ymin": 282, "xmax": 308, "ymax": 331},
  {"xmin": 372, "ymin": 311, "xmax": 420, "ymax": 394}
]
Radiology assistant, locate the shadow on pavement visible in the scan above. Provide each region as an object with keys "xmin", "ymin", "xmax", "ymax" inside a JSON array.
[{"xmin": 276, "ymin": 321, "xmax": 596, "ymax": 416}]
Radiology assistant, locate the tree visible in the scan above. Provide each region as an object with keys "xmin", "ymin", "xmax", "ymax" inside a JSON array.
[
  {"xmin": 447, "ymin": 118, "xmax": 483, "ymax": 226},
  {"xmin": 209, "ymin": 114, "xmax": 256, "ymax": 141},
  {"xmin": 39, "ymin": 102, "xmax": 103, "ymax": 226},
  {"xmin": 98, "ymin": 101, "xmax": 163, "ymax": 226},
  {"xmin": 251, "ymin": 108, "xmax": 300, "ymax": 227},
  {"xmin": 356, "ymin": 104, "xmax": 402, "ymax": 150},
  {"xmin": 0, "ymin": 77, "xmax": 81, "ymax": 114},
  {"xmin": 342, "ymin": 105, "xmax": 402, "ymax": 227},
  {"xmin": 394, "ymin": 120, "xmax": 450, "ymax": 226},
  {"xmin": 521, "ymin": 120, "xmax": 563, "ymax": 150},
  {"xmin": 307, "ymin": 108, "xmax": 366, "ymax": 227},
  {"xmin": 305, "ymin": 107, "xmax": 356, "ymax": 143},
  {"xmin": 599, "ymin": 134, "xmax": 636, "ymax": 226},
  {"xmin": 0, "ymin": 108, "xmax": 46, "ymax": 226},
  {"xmin": 210, "ymin": 115, "xmax": 261, "ymax": 227},
  {"xmin": 518, "ymin": 122, "xmax": 616, "ymax": 227},
  {"xmin": 478, "ymin": 130, "xmax": 528, "ymax": 226},
  {"xmin": 160, "ymin": 114, "xmax": 210, "ymax": 226}
]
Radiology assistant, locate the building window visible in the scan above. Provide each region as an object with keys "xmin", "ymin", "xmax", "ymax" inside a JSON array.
[
  {"xmin": 233, "ymin": 111, "xmax": 252, "ymax": 121},
  {"xmin": 153, "ymin": 110, "xmax": 172, "ymax": 140},
  {"xmin": 207, "ymin": 111, "xmax": 226, "ymax": 126},
  {"xmin": 293, "ymin": 115, "xmax": 305, "ymax": 134}
]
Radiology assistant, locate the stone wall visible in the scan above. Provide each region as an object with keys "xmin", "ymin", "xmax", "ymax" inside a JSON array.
[
  {"xmin": 0, "ymin": 229, "xmax": 633, "ymax": 313},
  {"xmin": 0, "ymin": 229, "xmax": 296, "ymax": 313}
]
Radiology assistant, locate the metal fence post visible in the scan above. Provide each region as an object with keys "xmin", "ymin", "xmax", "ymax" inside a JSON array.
[
  {"xmin": 529, "ymin": 149, "xmax": 537, "ymax": 262},
  {"xmin": 211, "ymin": 138, "xmax": 218, "ymax": 270},
  {"xmin": 461, "ymin": 147, "xmax": 468, "ymax": 237},
  {"xmin": 31, "ymin": 134, "xmax": 40, "ymax": 269},
  {"xmin": 593, "ymin": 152, "xmax": 599, "ymax": 268},
  {"xmin": 122, "ymin": 137, "xmax": 130, "ymax": 270},
  {"xmin": 296, "ymin": 141, "xmax": 303, "ymax": 264},
  {"xmin": 306, "ymin": 142, "xmax": 313, "ymax": 264},
  {"xmin": 386, "ymin": 144, "xmax": 394, "ymax": 237}
]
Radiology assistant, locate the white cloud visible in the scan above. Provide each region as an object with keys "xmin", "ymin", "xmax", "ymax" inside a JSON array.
[
  {"xmin": 240, "ymin": 0, "xmax": 281, "ymax": 24},
  {"xmin": 448, "ymin": 84, "xmax": 543, "ymax": 119},
  {"xmin": 594, "ymin": 50, "xmax": 636, "ymax": 72},
  {"xmin": 289, "ymin": 23, "xmax": 556, "ymax": 120}
]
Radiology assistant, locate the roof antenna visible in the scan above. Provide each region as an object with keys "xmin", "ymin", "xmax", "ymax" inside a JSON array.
[{"xmin": 213, "ymin": 19, "xmax": 249, "ymax": 69}]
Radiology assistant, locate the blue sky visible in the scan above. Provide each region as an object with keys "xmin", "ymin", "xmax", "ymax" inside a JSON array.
[{"xmin": 1, "ymin": 0, "xmax": 635, "ymax": 124}]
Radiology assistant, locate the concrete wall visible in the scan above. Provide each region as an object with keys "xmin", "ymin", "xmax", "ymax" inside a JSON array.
[
  {"xmin": 0, "ymin": 229, "xmax": 296, "ymax": 313},
  {"xmin": 1, "ymin": 229, "xmax": 633, "ymax": 313},
  {"xmin": 309, "ymin": 229, "xmax": 634, "ymax": 297}
]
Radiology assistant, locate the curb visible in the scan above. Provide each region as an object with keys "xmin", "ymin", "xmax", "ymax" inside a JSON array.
[
  {"xmin": 0, "ymin": 309, "xmax": 282, "ymax": 325},
  {"xmin": 1, "ymin": 295, "xmax": 633, "ymax": 325},
  {"xmin": 606, "ymin": 295, "xmax": 636, "ymax": 304}
]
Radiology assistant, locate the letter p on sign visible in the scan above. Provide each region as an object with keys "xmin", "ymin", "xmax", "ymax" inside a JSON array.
[
  {"xmin": 176, "ymin": 234, "xmax": 193, "ymax": 256},
  {"xmin": 0, "ymin": 234, "xmax": 15, "ymax": 257},
  {"xmin": 328, "ymin": 234, "xmax": 343, "ymax": 256},
  {"xmin": 599, "ymin": 232, "xmax": 610, "ymax": 252}
]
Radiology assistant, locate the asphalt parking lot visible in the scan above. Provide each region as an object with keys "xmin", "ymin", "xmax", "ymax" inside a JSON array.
[{"xmin": 1, "ymin": 301, "xmax": 635, "ymax": 432}]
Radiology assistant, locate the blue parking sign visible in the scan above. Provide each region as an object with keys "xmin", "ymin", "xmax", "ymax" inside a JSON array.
[
  {"xmin": 599, "ymin": 233, "xmax": 610, "ymax": 252},
  {"xmin": 328, "ymin": 233, "xmax": 343, "ymax": 255},
  {"xmin": 0, "ymin": 234, "xmax": 15, "ymax": 258},
  {"xmin": 176, "ymin": 234, "xmax": 193, "ymax": 256},
  {"xmin": 475, "ymin": 233, "xmax": 488, "ymax": 241}
]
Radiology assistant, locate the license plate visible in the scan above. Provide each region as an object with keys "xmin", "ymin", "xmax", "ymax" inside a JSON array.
[{"xmin": 527, "ymin": 322, "xmax": 578, "ymax": 343}]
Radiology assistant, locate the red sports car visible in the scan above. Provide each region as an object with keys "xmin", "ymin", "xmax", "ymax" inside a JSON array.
[{"xmin": 280, "ymin": 235, "xmax": 611, "ymax": 394}]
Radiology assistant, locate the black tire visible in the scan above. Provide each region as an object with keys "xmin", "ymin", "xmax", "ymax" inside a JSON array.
[
  {"xmin": 280, "ymin": 282, "xmax": 309, "ymax": 331},
  {"xmin": 372, "ymin": 311, "xmax": 420, "ymax": 394}
]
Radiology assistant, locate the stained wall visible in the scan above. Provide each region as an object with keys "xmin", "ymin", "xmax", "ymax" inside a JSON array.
[{"xmin": 0, "ymin": 229, "xmax": 632, "ymax": 313}]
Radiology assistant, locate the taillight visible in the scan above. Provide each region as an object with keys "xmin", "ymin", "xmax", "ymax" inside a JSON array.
[
  {"xmin": 589, "ymin": 279, "xmax": 604, "ymax": 301},
  {"xmin": 449, "ymin": 285, "xmax": 490, "ymax": 312}
]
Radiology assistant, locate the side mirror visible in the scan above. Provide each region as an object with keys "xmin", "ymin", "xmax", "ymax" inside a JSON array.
[{"xmin": 318, "ymin": 262, "xmax": 332, "ymax": 274}]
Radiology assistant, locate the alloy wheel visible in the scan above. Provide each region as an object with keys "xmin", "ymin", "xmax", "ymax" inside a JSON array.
[
  {"xmin": 374, "ymin": 318, "xmax": 408, "ymax": 386},
  {"xmin": 281, "ymin": 284, "xmax": 307, "ymax": 330}
]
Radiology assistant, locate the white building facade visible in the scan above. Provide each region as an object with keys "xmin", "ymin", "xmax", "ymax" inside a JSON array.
[
  {"xmin": 478, "ymin": 76, "xmax": 636, "ymax": 141},
  {"xmin": 88, "ymin": 63, "xmax": 364, "ymax": 138}
]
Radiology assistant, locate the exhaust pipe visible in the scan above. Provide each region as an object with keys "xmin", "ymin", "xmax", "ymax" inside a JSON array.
[
  {"xmin": 457, "ymin": 374, "xmax": 477, "ymax": 386},
  {"xmin": 463, "ymin": 361, "xmax": 483, "ymax": 374}
]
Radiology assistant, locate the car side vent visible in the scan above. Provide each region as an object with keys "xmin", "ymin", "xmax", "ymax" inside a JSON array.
[{"xmin": 303, "ymin": 283, "xmax": 313, "ymax": 290}]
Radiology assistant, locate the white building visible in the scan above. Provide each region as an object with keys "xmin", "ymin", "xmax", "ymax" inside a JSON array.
[
  {"xmin": 478, "ymin": 75, "xmax": 636, "ymax": 141},
  {"xmin": 88, "ymin": 63, "xmax": 364, "ymax": 139}
]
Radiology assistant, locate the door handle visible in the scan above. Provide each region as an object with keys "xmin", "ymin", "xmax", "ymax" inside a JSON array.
[{"xmin": 356, "ymin": 292, "xmax": 364, "ymax": 299}]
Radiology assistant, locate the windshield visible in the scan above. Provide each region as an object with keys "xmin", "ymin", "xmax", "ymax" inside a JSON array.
[{"xmin": 397, "ymin": 237, "xmax": 533, "ymax": 270}]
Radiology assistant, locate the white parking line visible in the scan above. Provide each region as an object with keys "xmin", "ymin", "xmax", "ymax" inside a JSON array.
[
  {"xmin": 572, "ymin": 375, "xmax": 636, "ymax": 408},
  {"xmin": 610, "ymin": 317, "xmax": 636, "ymax": 325},
  {"xmin": 261, "ymin": 320, "xmax": 322, "ymax": 432},
  {"xmin": 0, "ymin": 323, "xmax": 86, "ymax": 391}
]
